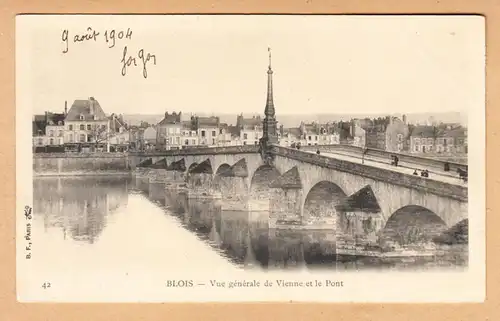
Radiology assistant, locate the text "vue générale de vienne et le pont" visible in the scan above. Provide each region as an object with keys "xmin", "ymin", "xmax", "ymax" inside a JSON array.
[{"xmin": 166, "ymin": 279, "xmax": 344, "ymax": 288}]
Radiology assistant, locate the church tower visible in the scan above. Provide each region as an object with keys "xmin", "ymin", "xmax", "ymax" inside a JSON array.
[{"xmin": 262, "ymin": 47, "xmax": 279, "ymax": 144}]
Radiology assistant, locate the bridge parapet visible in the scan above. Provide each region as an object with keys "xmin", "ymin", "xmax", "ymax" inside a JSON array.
[
  {"xmin": 300, "ymin": 144, "xmax": 468, "ymax": 172},
  {"xmin": 271, "ymin": 145, "xmax": 467, "ymax": 202},
  {"xmin": 130, "ymin": 145, "xmax": 260, "ymax": 157}
]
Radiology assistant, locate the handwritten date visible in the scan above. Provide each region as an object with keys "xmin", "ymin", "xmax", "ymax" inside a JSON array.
[{"xmin": 61, "ymin": 27, "xmax": 133, "ymax": 54}]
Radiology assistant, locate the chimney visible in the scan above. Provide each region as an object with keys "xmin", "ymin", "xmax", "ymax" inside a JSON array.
[
  {"xmin": 402, "ymin": 114, "xmax": 407, "ymax": 125},
  {"xmin": 165, "ymin": 112, "xmax": 169, "ymax": 118},
  {"xmin": 64, "ymin": 101, "xmax": 68, "ymax": 115},
  {"xmin": 89, "ymin": 97, "xmax": 94, "ymax": 115}
]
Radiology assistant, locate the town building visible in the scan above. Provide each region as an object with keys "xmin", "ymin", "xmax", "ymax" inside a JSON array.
[
  {"xmin": 181, "ymin": 120, "xmax": 199, "ymax": 147},
  {"xmin": 32, "ymin": 110, "xmax": 66, "ymax": 150},
  {"xmin": 298, "ymin": 122, "xmax": 340, "ymax": 146},
  {"xmin": 45, "ymin": 112, "xmax": 66, "ymax": 146},
  {"xmin": 279, "ymin": 126, "xmax": 301, "ymax": 147},
  {"xmin": 216, "ymin": 123, "xmax": 234, "ymax": 146},
  {"xmin": 433, "ymin": 125, "xmax": 468, "ymax": 154},
  {"xmin": 156, "ymin": 112, "xmax": 183, "ymax": 150},
  {"xmin": 337, "ymin": 120, "xmax": 366, "ymax": 147},
  {"xmin": 225, "ymin": 125, "xmax": 242, "ymax": 146},
  {"xmin": 364, "ymin": 116, "xmax": 409, "ymax": 152},
  {"xmin": 64, "ymin": 97, "xmax": 110, "ymax": 152},
  {"xmin": 107, "ymin": 113, "xmax": 129, "ymax": 152},
  {"xmin": 236, "ymin": 115, "xmax": 263, "ymax": 146},
  {"xmin": 409, "ymin": 125, "xmax": 437, "ymax": 153},
  {"xmin": 193, "ymin": 116, "xmax": 220, "ymax": 146}
]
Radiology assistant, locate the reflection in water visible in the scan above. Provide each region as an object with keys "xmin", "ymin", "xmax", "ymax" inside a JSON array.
[
  {"xmin": 33, "ymin": 176, "xmax": 130, "ymax": 244},
  {"xmin": 32, "ymin": 176, "xmax": 467, "ymax": 272}
]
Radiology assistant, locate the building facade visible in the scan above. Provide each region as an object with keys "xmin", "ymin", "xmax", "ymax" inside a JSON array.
[
  {"xmin": 364, "ymin": 116, "xmax": 409, "ymax": 152},
  {"xmin": 156, "ymin": 112, "xmax": 183, "ymax": 150},
  {"xmin": 194, "ymin": 116, "xmax": 220, "ymax": 146},
  {"xmin": 237, "ymin": 115, "xmax": 263, "ymax": 146},
  {"xmin": 64, "ymin": 97, "xmax": 110, "ymax": 152}
]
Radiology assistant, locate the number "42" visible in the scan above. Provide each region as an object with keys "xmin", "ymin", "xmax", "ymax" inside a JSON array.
[{"xmin": 42, "ymin": 282, "xmax": 51, "ymax": 289}]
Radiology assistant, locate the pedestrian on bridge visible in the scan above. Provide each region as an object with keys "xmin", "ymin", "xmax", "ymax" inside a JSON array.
[{"xmin": 316, "ymin": 149, "xmax": 321, "ymax": 155}]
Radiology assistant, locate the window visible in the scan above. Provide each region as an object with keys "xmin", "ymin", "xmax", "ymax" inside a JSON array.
[
  {"xmin": 397, "ymin": 134, "xmax": 403, "ymax": 142},
  {"xmin": 49, "ymin": 130, "xmax": 54, "ymax": 137},
  {"xmin": 191, "ymin": 139, "xmax": 196, "ymax": 145},
  {"xmin": 79, "ymin": 134, "xmax": 85, "ymax": 142},
  {"xmin": 308, "ymin": 136, "xmax": 312, "ymax": 141},
  {"xmin": 219, "ymin": 129, "xmax": 223, "ymax": 134},
  {"xmin": 58, "ymin": 130, "xmax": 63, "ymax": 137},
  {"xmin": 69, "ymin": 134, "xmax": 74, "ymax": 142},
  {"xmin": 243, "ymin": 133, "xmax": 248, "ymax": 140},
  {"xmin": 58, "ymin": 121, "xmax": 63, "ymax": 126},
  {"xmin": 315, "ymin": 136, "xmax": 318, "ymax": 141},
  {"xmin": 87, "ymin": 124, "xmax": 91, "ymax": 130},
  {"xmin": 254, "ymin": 141, "xmax": 258, "ymax": 145},
  {"xmin": 243, "ymin": 141, "xmax": 247, "ymax": 145},
  {"xmin": 212, "ymin": 130, "xmax": 216, "ymax": 137},
  {"xmin": 80, "ymin": 115, "xmax": 84, "ymax": 120},
  {"xmin": 185, "ymin": 139, "xmax": 189, "ymax": 145},
  {"xmin": 80, "ymin": 124, "xmax": 85, "ymax": 130},
  {"xmin": 38, "ymin": 138, "xmax": 43, "ymax": 145},
  {"xmin": 87, "ymin": 135, "xmax": 92, "ymax": 142},
  {"xmin": 201, "ymin": 130, "xmax": 206, "ymax": 137},
  {"xmin": 49, "ymin": 138, "xmax": 54, "ymax": 145},
  {"xmin": 68, "ymin": 125, "xmax": 73, "ymax": 131}
]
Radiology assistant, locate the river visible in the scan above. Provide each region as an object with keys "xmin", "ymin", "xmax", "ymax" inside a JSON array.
[{"xmin": 31, "ymin": 176, "xmax": 467, "ymax": 276}]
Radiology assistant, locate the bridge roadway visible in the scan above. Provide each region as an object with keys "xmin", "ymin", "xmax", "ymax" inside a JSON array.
[{"xmin": 305, "ymin": 150, "xmax": 467, "ymax": 186}]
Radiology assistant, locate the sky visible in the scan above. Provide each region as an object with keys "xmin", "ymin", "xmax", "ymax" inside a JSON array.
[{"xmin": 17, "ymin": 15, "xmax": 484, "ymax": 120}]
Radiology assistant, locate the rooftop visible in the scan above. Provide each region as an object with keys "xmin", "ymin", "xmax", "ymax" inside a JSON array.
[{"xmin": 65, "ymin": 97, "xmax": 107, "ymax": 121}]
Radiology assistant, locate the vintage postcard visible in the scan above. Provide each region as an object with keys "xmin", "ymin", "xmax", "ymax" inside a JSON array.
[{"xmin": 16, "ymin": 14, "xmax": 485, "ymax": 303}]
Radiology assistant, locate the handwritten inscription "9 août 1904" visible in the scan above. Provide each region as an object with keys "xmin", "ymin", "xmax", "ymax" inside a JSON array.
[{"xmin": 61, "ymin": 27, "xmax": 157, "ymax": 79}]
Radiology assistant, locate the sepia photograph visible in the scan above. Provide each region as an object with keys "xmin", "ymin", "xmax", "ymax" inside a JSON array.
[{"xmin": 16, "ymin": 14, "xmax": 485, "ymax": 303}]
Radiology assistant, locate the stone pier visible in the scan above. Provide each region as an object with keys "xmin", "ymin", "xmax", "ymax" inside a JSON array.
[
  {"xmin": 334, "ymin": 185, "xmax": 386, "ymax": 255},
  {"xmin": 215, "ymin": 159, "xmax": 250, "ymax": 212},
  {"xmin": 187, "ymin": 159, "xmax": 221, "ymax": 200},
  {"xmin": 268, "ymin": 166, "xmax": 303, "ymax": 228}
]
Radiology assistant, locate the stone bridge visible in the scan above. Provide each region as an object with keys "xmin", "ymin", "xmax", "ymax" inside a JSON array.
[{"xmin": 130, "ymin": 144, "xmax": 468, "ymax": 240}]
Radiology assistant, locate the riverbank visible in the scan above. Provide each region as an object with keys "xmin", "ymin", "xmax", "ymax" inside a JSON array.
[{"xmin": 33, "ymin": 153, "xmax": 131, "ymax": 176}]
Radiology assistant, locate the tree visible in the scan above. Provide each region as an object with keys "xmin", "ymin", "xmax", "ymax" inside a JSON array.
[{"xmin": 87, "ymin": 124, "xmax": 110, "ymax": 152}]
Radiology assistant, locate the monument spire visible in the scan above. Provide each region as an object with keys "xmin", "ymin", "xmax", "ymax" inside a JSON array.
[
  {"xmin": 265, "ymin": 47, "xmax": 275, "ymax": 117},
  {"xmin": 262, "ymin": 47, "xmax": 278, "ymax": 145}
]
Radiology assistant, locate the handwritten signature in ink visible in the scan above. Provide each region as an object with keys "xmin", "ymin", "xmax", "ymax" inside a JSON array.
[{"xmin": 121, "ymin": 46, "xmax": 157, "ymax": 79}]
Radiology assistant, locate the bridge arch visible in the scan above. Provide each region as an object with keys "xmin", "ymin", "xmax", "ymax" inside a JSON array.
[
  {"xmin": 302, "ymin": 181, "xmax": 347, "ymax": 221},
  {"xmin": 381, "ymin": 205, "xmax": 447, "ymax": 246},
  {"xmin": 213, "ymin": 163, "xmax": 232, "ymax": 192},
  {"xmin": 215, "ymin": 163, "xmax": 231, "ymax": 175},
  {"xmin": 249, "ymin": 165, "xmax": 281, "ymax": 200},
  {"xmin": 187, "ymin": 162, "xmax": 199, "ymax": 173}
]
